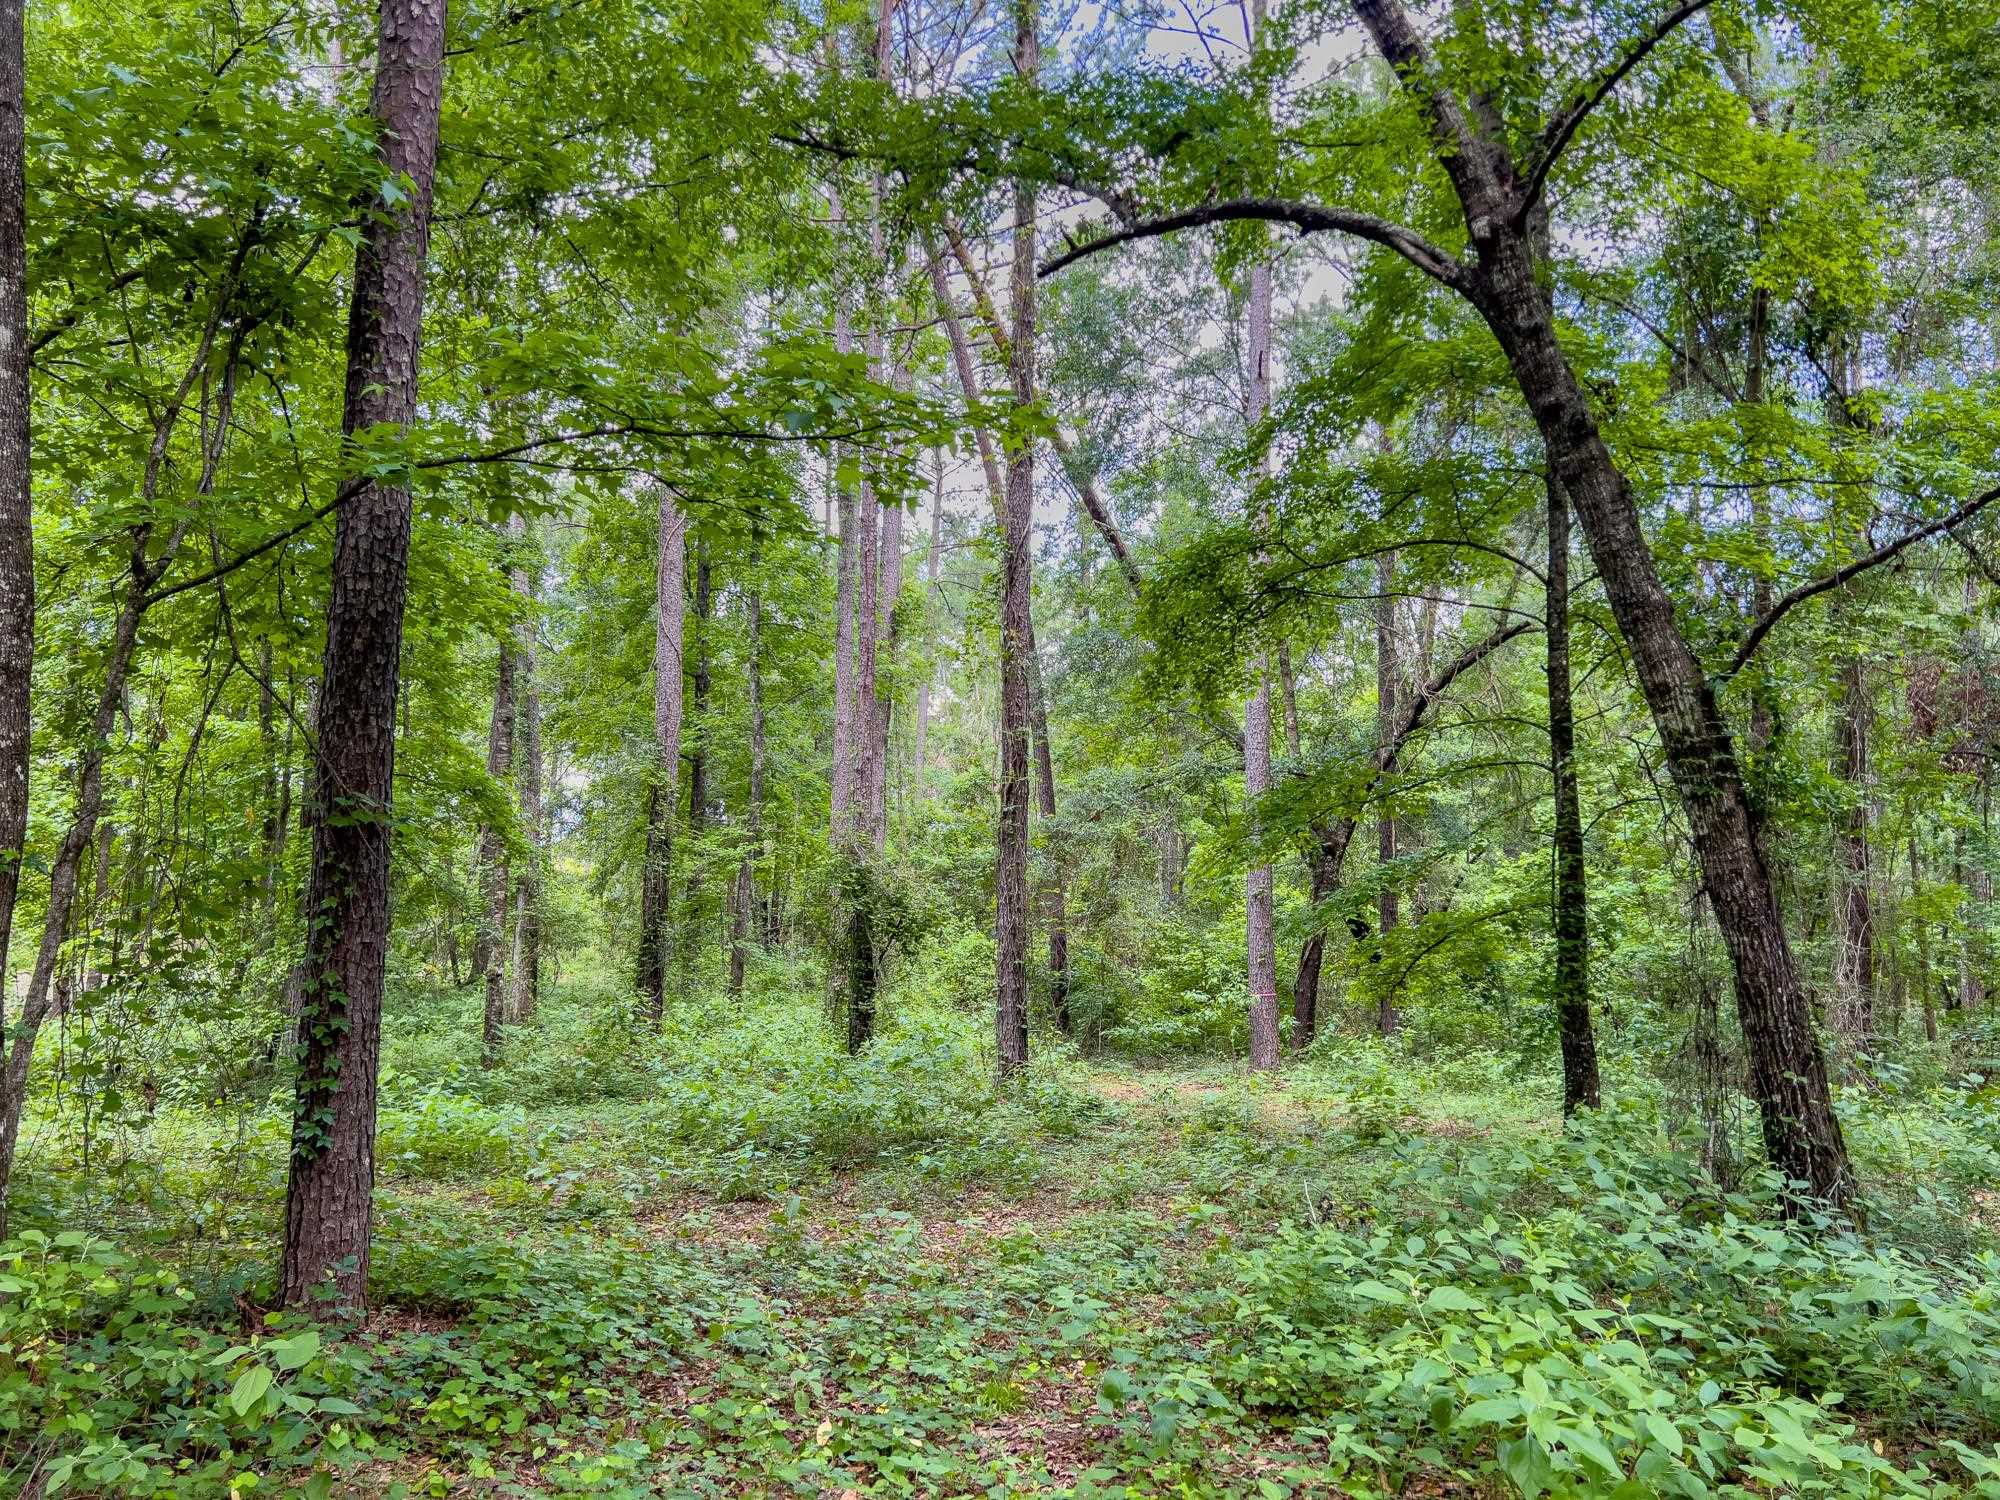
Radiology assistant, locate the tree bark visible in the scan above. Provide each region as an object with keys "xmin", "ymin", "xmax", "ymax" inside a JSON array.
[
  {"xmin": 1027, "ymin": 645, "xmax": 1069, "ymax": 1033},
  {"xmin": 1244, "ymin": 239, "xmax": 1279, "ymax": 1070},
  {"xmin": 1547, "ymin": 475, "xmax": 1600, "ymax": 1114},
  {"xmin": 279, "ymin": 0, "xmax": 447, "ymax": 1311},
  {"xmin": 637, "ymin": 492, "xmax": 688, "ymax": 1022},
  {"xmin": 0, "ymin": 0, "xmax": 30, "ymax": 1040},
  {"xmin": 912, "ymin": 460, "xmax": 943, "ymax": 795},
  {"xmin": 732, "ymin": 529, "xmax": 767, "ymax": 996},
  {"xmin": 509, "ymin": 517, "xmax": 542, "ymax": 1023},
  {"xmin": 686, "ymin": 537, "xmax": 712, "ymax": 938},
  {"xmin": 1831, "ymin": 653, "xmax": 1873, "ymax": 1041},
  {"xmin": 1373, "ymin": 550, "xmax": 1401, "ymax": 1037},
  {"xmin": 477, "ymin": 632, "xmax": 515, "ymax": 1067},
  {"xmin": 994, "ymin": 0, "xmax": 1038, "ymax": 1079}
]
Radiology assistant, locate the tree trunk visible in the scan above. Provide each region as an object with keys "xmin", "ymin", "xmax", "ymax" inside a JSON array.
[
  {"xmin": 1547, "ymin": 476, "xmax": 1600, "ymax": 1114},
  {"xmin": 1028, "ymin": 646, "xmax": 1069, "ymax": 1033},
  {"xmin": 868, "ymin": 480, "xmax": 902, "ymax": 851},
  {"xmin": 994, "ymin": 0, "xmax": 1038, "ymax": 1079},
  {"xmin": 1245, "ymin": 244, "xmax": 1279, "ymax": 1070},
  {"xmin": 1460, "ymin": 187, "xmax": 1852, "ymax": 1206},
  {"xmin": 686, "ymin": 538, "xmax": 712, "ymax": 951},
  {"xmin": 0, "ymin": 0, "xmax": 29, "ymax": 1021},
  {"xmin": 279, "ymin": 0, "xmax": 447, "ymax": 1311},
  {"xmin": 733, "ymin": 530, "xmax": 767, "ymax": 995},
  {"xmin": 509, "ymin": 518, "xmax": 542, "ymax": 1023},
  {"xmin": 1374, "ymin": 551, "xmax": 1401, "ymax": 1037},
  {"xmin": 637, "ymin": 492, "xmax": 687, "ymax": 1022},
  {"xmin": 1831, "ymin": 653, "xmax": 1873, "ymax": 1043},
  {"xmin": 477, "ymin": 635, "xmax": 515, "ymax": 1067},
  {"xmin": 912, "ymin": 460, "xmax": 943, "ymax": 795}
]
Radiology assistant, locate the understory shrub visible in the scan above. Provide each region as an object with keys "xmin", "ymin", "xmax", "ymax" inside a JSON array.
[{"xmin": 1191, "ymin": 1114, "xmax": 2000, "ymax": 1496}]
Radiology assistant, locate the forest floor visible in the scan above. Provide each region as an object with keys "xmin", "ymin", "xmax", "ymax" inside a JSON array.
[{"xmin": 22, "ymin": 985, "xmax": 2000, "ymax": 1497}]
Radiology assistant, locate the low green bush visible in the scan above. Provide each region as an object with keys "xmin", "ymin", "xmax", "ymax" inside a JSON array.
[
  {"xmin": 0, "ymin": 1233, "xmax": 375, "ymax": 1498},
  {"xmin": 1186, "ymin": 1116, "xmax": 2000, "ymax": 1496}
]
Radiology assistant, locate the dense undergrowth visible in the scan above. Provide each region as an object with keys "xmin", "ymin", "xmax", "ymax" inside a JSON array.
[{"xmin": 4, "ymin": 963, "xmax": 1998, "ymax": 1498}]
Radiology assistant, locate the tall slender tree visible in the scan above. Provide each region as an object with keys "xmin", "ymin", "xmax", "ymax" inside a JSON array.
[
  {"xmin": 1547, "ymin": 476, "xmax": 1599, "ymax": 1113},
  {"xmin": 1045, "ymin": 0, "xmax": 1859, "ymax": 1202},
  {"xmin": 0, "ymin": 0, "xmax": 30, "ymax": 1028},
  {"xmin": 477, "ymin": 628, "xmax": 516, "ymax": 1065},
  {"xmin": 994, "ymin": 0, "xmax": 1039, "ymax": 1078},
  {"xmin": 280, "ymin": 0, "xmax": 449, "ymax": 1309},
  {"xmin": 510, "ymin": 516, "xmax": 543, "ymax": 1022},
  {"xmin": 638, "ymin": 492, "xmax": 688, "ymax": 1021}
]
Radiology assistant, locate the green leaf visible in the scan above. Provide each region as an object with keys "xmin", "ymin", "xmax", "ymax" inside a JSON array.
[
  {"xmin": 230, "ymin": 1364, "xmax": 274, "ymax": 1417},
  {"xmin": 1424, "ymin": 1285, "xmax": 1483, "ymax": 1311},
  {"xmin": 1352, "ymin": 1279, "xmax": 1406, "ymax": 1303},
  {"xmin": 269, "ymin": 1329, "xmax": 321, "ymax": 1371},
  {"xmin": 1499, "ymin": 1435, "xmax": 1555, "ymax": 1497}
]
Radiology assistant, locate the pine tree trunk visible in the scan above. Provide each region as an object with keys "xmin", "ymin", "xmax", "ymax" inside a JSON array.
[
  {"xmin": 1547, "ymin": 476, "xmax": 1600, "ymax": 1114},
  {"xmin": 0, "ymin": 0, "xmax": 29, "ymax": 1022},
  {"xmin": 637, "ymin": 493, "xmax": 687, "ymax": 1022},
  {"xmin": 279, "ymin": 0, "xmax": 447, "ymax": 1310},
  {"xmin": 477, "ymin": 637, "xmax": 515, "ymax": 1067}
]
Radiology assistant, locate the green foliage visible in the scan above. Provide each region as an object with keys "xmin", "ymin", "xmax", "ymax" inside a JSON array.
[
  {"xmin": 0, "ymin": 1233, "xmax": 372, "ymax": 1498},
  {"xmin": 1194, "ymin": 1112, "xmax": 2000, "ymax": 1495}
]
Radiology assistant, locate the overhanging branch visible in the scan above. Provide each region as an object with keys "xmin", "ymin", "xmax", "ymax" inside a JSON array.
[
  {"xmin": 1517, "ymin": 0, "xmax": 1722, "ymax": 222},
  {"xmin": 1039, "ymin": 197, "xmax": 1470, "ymax": 293},
  {"xmin": 1726, "ymin": 481, "xmax": 2000, "ymax": 679}
]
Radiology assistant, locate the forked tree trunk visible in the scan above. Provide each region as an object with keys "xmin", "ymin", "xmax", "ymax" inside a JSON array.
[
  {"xmin": 1547, "ymin": 476, "xmax": 1600, "ymax": 1113},
  {"xmin": 279, "ymin": 0, "xmax": 447, "ymax": 1310},
  {"xmin": 1349, "ymin": 0, "xmax": 1854, "ymax": 1197}
]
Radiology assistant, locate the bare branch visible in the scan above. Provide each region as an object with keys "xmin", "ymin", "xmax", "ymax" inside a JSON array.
[
  {"xmin": 1518, "ymin": 0, "xmax": 1722, "ymax": 222},
  {"xmin": 1726, "ymin": 481, "xmax": 2000, "ymax": 678},
  {"xmin": 1039, "ymin": 197, "xmax": 1470, "ymax": 293}
]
